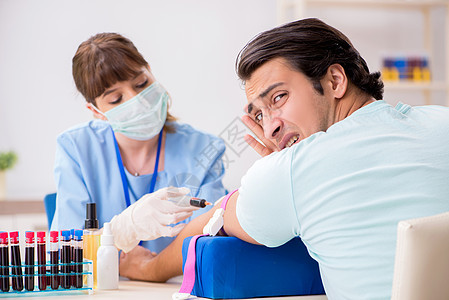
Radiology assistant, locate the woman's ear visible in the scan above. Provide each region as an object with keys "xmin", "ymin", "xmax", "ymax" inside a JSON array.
[
  {"xmin": 86, "ymin": 103, "xmax": 107, "ymax": 120},
  {"xmin": 326, "ymin": 64, "xmax": 348, "ymax": 99}
]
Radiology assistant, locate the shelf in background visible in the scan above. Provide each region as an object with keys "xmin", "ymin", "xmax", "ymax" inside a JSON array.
[
  {"xmin": 298, "ymin": 0, "xmax": 449, "ymax": 8},
  {"xmin": 278, "ymin": 0, "xmax": 449, "ymax": 106},
  {"xmin": 0, "ymin": 200, "xmax": 45, "ymax": 215},
  {"xmin": 384, "ymin": 81, "xmax": 448, "ymax": 91}
]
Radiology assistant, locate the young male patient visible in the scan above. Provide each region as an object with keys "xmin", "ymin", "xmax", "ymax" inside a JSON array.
[{"xmin": 119, "ymin": 18, "xmax": 449, "ymax": 300}]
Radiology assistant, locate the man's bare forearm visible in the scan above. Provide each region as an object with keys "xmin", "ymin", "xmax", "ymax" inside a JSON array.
[{"xmin": 143, "ymin": 204, "xmax": 220, "ymax": 282}]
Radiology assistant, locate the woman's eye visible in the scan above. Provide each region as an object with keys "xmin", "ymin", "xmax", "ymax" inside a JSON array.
[
  {"xmin": 255, "ymin": 112, "xmax": 263, "ymax": 123},
  {"xmin": 273, "ymin": 93, "xmax": 286, "ymax": 103},
  {"xmin": 110, "ymin": 95, "xmax": 122, "ymax": 105},
  {"xmin": 136, "ymin": 80, "xmax": 148, "ymax": 89}
]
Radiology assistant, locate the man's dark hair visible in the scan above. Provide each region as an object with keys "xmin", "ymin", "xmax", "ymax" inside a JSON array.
[{"xmin": 236, "ymin": 18, "xmax": 384, "ymax": 100}]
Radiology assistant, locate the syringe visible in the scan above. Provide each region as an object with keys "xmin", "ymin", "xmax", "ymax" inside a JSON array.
[{"xmin": 189, "ymin": 198, "xmax": 212, "ymax": 208}]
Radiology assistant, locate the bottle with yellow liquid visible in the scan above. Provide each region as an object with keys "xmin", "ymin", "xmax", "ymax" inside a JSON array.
[{"xmin": 84, "ymin": 203, "xmax": 101, "ymax": 289}]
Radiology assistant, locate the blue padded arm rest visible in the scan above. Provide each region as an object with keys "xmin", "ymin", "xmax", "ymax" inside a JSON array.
[{"xmin": 182, "ymin": 236, "xmax": 325, "ymax": 299}]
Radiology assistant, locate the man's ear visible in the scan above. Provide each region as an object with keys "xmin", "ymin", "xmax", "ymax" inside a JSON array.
[
  {"xmin": 86, "ymin": 103, "xmax": 107, "ymax": 120},
  {"xmin": 326, "ymin": 64, "xmax": 348, "ymax": 99}
]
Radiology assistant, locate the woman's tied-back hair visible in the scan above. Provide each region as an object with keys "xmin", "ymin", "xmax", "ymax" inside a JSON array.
[
  {"xmin": 236, "ymin": 18, "xmax": 384, "ymax": 100},
  {"xmin": 72, "ymin": 32, "xmax": 176, "ymax": 130}
]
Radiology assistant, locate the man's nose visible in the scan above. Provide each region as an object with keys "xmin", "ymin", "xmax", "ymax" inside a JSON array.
[{"xmin": 263, "ymin": 118, "xmax": 282, "ymax": 140}]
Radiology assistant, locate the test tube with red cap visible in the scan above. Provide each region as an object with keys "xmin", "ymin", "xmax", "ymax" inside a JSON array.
[
  {"xmin": 36, "ymin": 231, "xmax": 47, "ymax": 290},
  {"xmin": 0, "ymin": 232, "xmax": 9, "ymax": 292},
  {"xmin": 9, "ymin": 231, "xmax": 23, "ymax": 291},
  {"xmin": 49, "ymin": 231, "xmax": 59, "ymax": 289},
  {"xmin": 24, "ymin": 231, "xmax": 35, "ymax": 291}
]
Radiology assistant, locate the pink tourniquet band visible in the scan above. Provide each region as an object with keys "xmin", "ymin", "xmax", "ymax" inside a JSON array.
[{"xmin": 178, "ymin": 189, "xmax": 239, "ymax": 294}]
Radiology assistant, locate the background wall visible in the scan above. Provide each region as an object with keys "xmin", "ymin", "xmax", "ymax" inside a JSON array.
[
  {"xmin": 0, "ymin": 0, "xmax": 446, "ymax": 200},
  {"xmin": 0, "ymin": 0, "xmax": 277, "ymax": 199}
]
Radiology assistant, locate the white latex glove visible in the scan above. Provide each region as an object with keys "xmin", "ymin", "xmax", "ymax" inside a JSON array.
[{"xmin": 110, "ymin": 186, "xmax": 198, "ymax": 253}]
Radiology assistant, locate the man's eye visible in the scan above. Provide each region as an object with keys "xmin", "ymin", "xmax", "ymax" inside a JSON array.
[
  {"xmin": 136, "ymin": 80, "xmax": 148, "ymax": 89},
  {"xmin": 274, "ymin": 93, "xmax": 286, "ymax": 103},
  {"xmin": 255, "ymin": 112, "xmax": 263, "ymax": 123}
]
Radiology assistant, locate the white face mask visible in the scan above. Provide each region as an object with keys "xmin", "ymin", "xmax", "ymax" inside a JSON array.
[{"xmin": 93, "ymin": 81, "xmax": 168, "ymax": 140}]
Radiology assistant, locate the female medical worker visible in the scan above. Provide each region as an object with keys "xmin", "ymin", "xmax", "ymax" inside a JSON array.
[{"xmin": 51, "ymin": 33, "xmax": 226, "ymax": 254}]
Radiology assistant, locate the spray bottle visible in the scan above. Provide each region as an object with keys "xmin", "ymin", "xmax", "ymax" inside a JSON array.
[
  {"xmin": 83, "ymin": 203, "xmax": 101, "ymax": 289},
  {"xmin": 96, "ymin": 222, "xmax": 119, "ymax": 290}
]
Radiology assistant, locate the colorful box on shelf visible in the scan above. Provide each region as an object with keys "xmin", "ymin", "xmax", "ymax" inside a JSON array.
[{"xmin": 382, "ymin": 56, "xmax": 431, "ymax": 82}]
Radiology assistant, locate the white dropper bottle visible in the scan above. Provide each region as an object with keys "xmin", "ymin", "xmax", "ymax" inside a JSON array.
[{"xmin": 97, "ymin": 222, "xmax": 119, "ymax": 290}]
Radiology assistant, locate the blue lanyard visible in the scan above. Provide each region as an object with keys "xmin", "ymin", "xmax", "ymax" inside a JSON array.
[{"xmin": 112, "ymin": 128, "xmax": 163, "ymax": 208}]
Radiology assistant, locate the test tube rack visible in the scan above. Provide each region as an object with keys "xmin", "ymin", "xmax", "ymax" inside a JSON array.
[{"xmin": 0, "ymin": 259, "xmax": 93, "ymax": 296}]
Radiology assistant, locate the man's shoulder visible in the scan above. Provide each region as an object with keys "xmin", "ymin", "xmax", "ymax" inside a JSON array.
[
  {"xmin": 409, "ymin": 104, "xmax": 449, "ymax": 123},
  {"xmin": 250, "ymin": 146, "xmax": 295, "ymax": 176}
]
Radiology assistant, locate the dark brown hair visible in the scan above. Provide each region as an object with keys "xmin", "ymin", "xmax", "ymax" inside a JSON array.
[
  {"xmin": 72, "ymin": 33, "xmax": 176, "ymax": 131},
  {"xmin": 236, "ymin": 18, "xmax": 384, "ymax": 100}
]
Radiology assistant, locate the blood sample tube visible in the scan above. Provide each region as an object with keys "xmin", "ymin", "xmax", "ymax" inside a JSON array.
[
  {"xmin": 36, "ymin": 231, "xmax": 47, "ymax": 290},
  {"xmin": 49, "ymin": 231, "xmax": 59, "ymax": 289},
  {"xmin": 9, "ymin": 231, "xmax": 23, "ymax": 291},
  {"xmin": 73, "ymin": 230, "xmax": 83, "ymax": 288},
  {"xmin": 70, "ymin": 229, "xmax": 75, "ymax": 287},
  {"xmin": 24, "ymin": 231, "xmax": 35, "ymax": 291},
  {"xmin": 0, "ymin": 232, "xmax": 9, "ymax": 292},
  {"xmin": 60, "ymin": 230, "xmax": 71, "ymax": 289}
]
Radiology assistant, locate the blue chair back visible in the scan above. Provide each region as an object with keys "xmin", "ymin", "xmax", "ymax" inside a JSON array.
[{"xmin": 44, "ymin": 193, "xmax": 57, "ymax": 230}]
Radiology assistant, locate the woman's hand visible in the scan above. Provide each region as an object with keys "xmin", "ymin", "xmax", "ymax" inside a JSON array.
[
  {"xmin": 241, "ymin": 115, "xmax": 280, "ymax": 157},
  {"xmin": 110, "ymin": 187, "xmax": 198, "ymax": 253}
]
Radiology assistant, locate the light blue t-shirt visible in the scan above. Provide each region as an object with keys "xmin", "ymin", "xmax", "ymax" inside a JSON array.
[
  {"xmin": 52, "ymin": 120, "xmax": 226, "ymax": 253},
  {"xmin": 236, "ymin": 101, "xmax": 449, "ymax": 300}
]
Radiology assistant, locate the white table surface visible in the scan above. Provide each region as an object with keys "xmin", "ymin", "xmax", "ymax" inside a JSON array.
[{"xmin": 0, "ymin": 276, "xmax": 328, "ymax": 300}]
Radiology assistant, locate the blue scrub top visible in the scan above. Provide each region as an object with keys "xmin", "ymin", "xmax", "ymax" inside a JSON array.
[{"xmin": 52, "ymin": 120, "xmax": 226, "ymax": 253}]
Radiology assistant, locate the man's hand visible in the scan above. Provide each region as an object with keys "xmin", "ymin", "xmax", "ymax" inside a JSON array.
[
  {"xmin": 119, "ymin": 246, "xmax": 157, "ymax": 281},
  {"xmin": 241, "ymin": 115, "xmax": 280, "ymax": 157}
]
